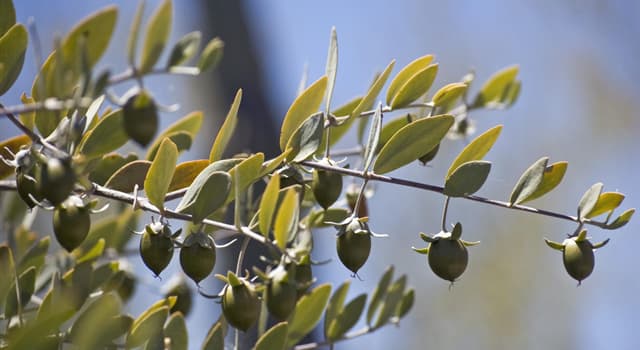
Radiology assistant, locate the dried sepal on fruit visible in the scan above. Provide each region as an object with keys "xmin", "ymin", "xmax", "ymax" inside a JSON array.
[{"xmin": 545, "ymin": 230, "xmax": 609, "ymax": 285}]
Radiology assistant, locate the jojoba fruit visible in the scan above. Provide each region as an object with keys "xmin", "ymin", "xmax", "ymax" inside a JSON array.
[
  {"xmin": 139, "ymin": 223, "xmax": 174, "ymax": 277},
  {"xmin": 427, "ymin": 239, "xmax": 468, "ymax": 282},
  {"xmin": 311, "ymin": 159, "xmax": 343, "ymax": 210},
  {"xmin": 122, "ymin": 90, "xmax": 158, "ymax": 147},
  {"xmin": 562, "ymin": 239, "xmax": 594, "ymax": 283},
  {"xmin": 222, "ymin": 279, "xmax": 260, "ymax": 331},
  {"xmin": 16, "ymin": 169, "xmax": 43, "ymax": 208},
  {"xmin": 179, "ymin": 232, "xmax": 216, "ymax": 284},
  {"xmin": 336, "ymin": 219, "xmax": 371, "ymax": 275},
  {"xmin": 53, "ymin": 196, "xmax": 91, "ymax": 252},
  {"xmin": 266, "ymin": 266, "xmax": 297, "ymax": 320},
  {"xmin": 39, "ymin": 157, "xmax": 76, "ymax": 205}
]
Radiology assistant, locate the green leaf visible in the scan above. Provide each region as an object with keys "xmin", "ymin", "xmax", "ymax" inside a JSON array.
[
  {"xmin": 472, "ymin": 65, "xmax": 519, "ymax": 108},
  {"xmin": 78, "ymin": 109, "xmax": 128, "ymax": 159},
  {"xmin": 604, "ymin": 208, "xmax": 635, "ymax": 230},
  {"xmin": 227, "ymin": 152, "xmax": 265, "ymax": 203},
  {"xmin": 17, "ymin": 236, "xmax": 50, "ymax": 276},
  {"xmin": 210, "ymin": 89, "xmax": 242, "ymax": 162},
  {"xmin": 351, "ymin": 60, "xmax": 395, "ymax": 118},
  {"xmin": 127, "ymin": 306, "xmax": 169, "ymax": 348},
  {"xmin": 0, "ymin": 134, "xmax": 31, "ymax": 179},
  {"xmin": 0, "ymin": 0, "xmax": 16, "ymax": 35},
  {"xmin": 197, "ymin": 37, "xmax": 224, "ymax": 72},
  {"xmin": 259, "ymin": 150, "xmax": 291, "ymax": 178},
  {"xmin": 444, "ymin": 160, "xmax": 491, "ymax": 197},
  {"xmin": 201, "ymin": 321, "xmax": 225, "ymax": 350},
  {"xmin": 74, "ymin": 238, "xmax": 105, "ymax": 264},
  {"xmin": 104, "ymin": 160, "xmax": 151, "ymax": 192},
  {"xmin": 0, "ymin": 245, "xmax": 15, "ymax": 308},
  {"xmin": 165, "ymin": 312, "xmax": 188, "ymax": 350},
  {"xmin": 0, "ymin": 23, "xmax": 27, "ymax": 95},
  {"xmin": 325, "ymin": 27, "xmax": 338, "ymax": 113},
  {"xmin": 144, "ymin": 138, "xmax": 178, "ymax": 210},
  {"xmin": 147, "ymin": 111, "xmax": 202, "ymax": 160},
  {"xmin": 374, "ymin": 115, "xmax": 454, "ymax": 174},
  {"xmin": 389, "ymin": 63, "xmax": 438, "ymax": 109},
  {"xmin": 286, "ymin": 112, "xmax": 324, "ymax": 162},
  {"xmin": 578, "ymin": 182, "xmax": 603, "ymax": 219},
  {"xmin": 520, "ymin": 161, "xmax": 568, "ymax": 203},
  {"xmin": 509, "ymin": 157, "xmax": 548, "ymax": 205},
  {"xmin": 374, "ymin": 275, "xmax": 406, "ymax": 329},
  {"xmin": 432, "ymin": 82, "xmax": 467, "ymax": 108},
  {"xmin": 254, "ymin": 322, "xmax": 288, "ymax": 350},
  {"xmin": 69, "ymin": 292, "xmax": 125, "ymax": 348},
  {"xmin": 5, "ymin": 266, "xmax": 36, "ymax": 318},
  {"xmin": 386, "ymin": 55, "xmax": 433, "ymax": 105},
  {"xmin": 167, "ymin": 31, "xmax": 201, "ymax": 68},
  {"xmin": 19, "ymin": 93, "xmax": 35, "ymax": 130},
  {"xmin": 286, "ymin": 284, "xmax": 332, "ymax": 347},
  {"xmin": 327, "ymin": 294, "xmax": 367, "ymax": 341},
  {"xmin": 366, "ymin": 265, "xmax": 394, "ymax": 326},
  {"xmin": 362, "ymin": 103, "xmax": 383, "ymax": 171},
  {"xmin": 447, "ymin": 125, "xmax": 502, "ymax": 177},
  {"xmin": 303, "ymin": 207, "xmax": 350, "ymax": 228},
  {"xmin": 585, "ymin": 192, "xmax": 625, "ymax": 219},
  {"xmin": 175, "ymin": 171, "xmax": 231, "ymax": 223},
  {"xmin": 280, "ymin": 76, "xmax": 327, "ymax": 150},
  {"xmin": 168, "ymin": 159, "xmax": 210, "ymax": 191},
  {"xmin": 395, "ymin": 288, "xmax": 414, "ymax": 319},
  {"xmin": 274, "ymin": 187, "xmax": 299, "ymax": 250},
  {"xmin": 324, "ymin": 281, "xmax": 351, "ymax": 339},
  {"xmin": 259, "ymin": 174, "xmax": 280, "ymax": 236},
  {"xmin": 127, "ymin": 0, "xmax": 145, "ymax": 65},
  {"xmin": 501, "ymin": 80, "xmax": 521, "ymax": 106},
  {"xmin": 64, "ymin": 6, "xmax": 117, "ymax": 70},
  {"xmin": 375, "ymin": 114, "xmax": 411, "ymax": 154},
  {"xmin": 326, "ymin": 96, "xmax": 363, "ymax": 146},
  {"xmin": 139, "ymin": 0, "xmax": 172, "ymax": 73}
]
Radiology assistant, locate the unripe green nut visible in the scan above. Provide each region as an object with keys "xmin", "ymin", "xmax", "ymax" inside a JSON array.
[
  {"xmin": 179, "ymin": 232, "xmax": 216, "ymax": 284},
  {"xmin": 16, "ymin": 169, "xmax": 43, "ymax": 208},
  {"xmin": 222, "ymin": 280, "xmax": 260, "ymax": 331},
  {"xmin": 53, "ymin": 197, "xmax": 91, "ymax": 252},
  {"xmin": 123, "ymin": 90, "xmax": 158, "ymax": 147},
  {"xmin": 139, "ymin": 223, "xmax": 174, "ymax": 277},
  {"xmin": 428, "ymin": 239, "xmax": 468, "ymax": 282},
  {"xmin": 311, "ymin": 159, "xmax": 343, "ymax": 210},
  {"xmin": 39, "ymin": 157, "xmax": 76, "ymax": 205},
  {"xmin": 562, "ymin": 239, "xmax": 594, "ymax": 283},
  {"xmin": 336, "ymin": 219, "xmax": 371, "ymax": 274},
  {"xmin": 266, "ymin": 266, "xmax": 298, "ymax": 320}
]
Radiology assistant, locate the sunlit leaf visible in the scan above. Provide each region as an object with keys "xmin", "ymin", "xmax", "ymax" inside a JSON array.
[
  {"xmin": 375, "ymin": 114, "xmax": 411, "ymax": 154},
  {"xmin": 326, "ymin": 96, "xmax": 363, "ymax": 146},
  {"xmin": 254, "ymin": 322, "xmax": 288, "ymax": 350},
  {"xmin": 577, "ymin": 182, "xmax": 603, "ymax": 219},
  {"xmin": 0, "ymin": 23, "xmax": 27, "ymax": 95},
  {"xmin": 472, "ymin": 65, "xmax": 519, "ymax": 108},
  {"xmin": 104, "ymin": 160, "xmax": 151, "ymax": 192},
  {"xmin": 447, "ymin": 125, "xmax": 502, "ymax": 177},
  {"xmin": 127, "ymin": 0, "xmax": 145, "ymax": 65},
  {"xmin": 443, "ymin": 160, "xmax": 491, "ymax": 197},
  {"xmin": 168, "ymin": 159, "xmax": 209, "ymax": 191},
  {"xmin": 351, "ymin": 60, "xmax": 395, "ymax": 118},
  {"xmin": 139, "ymin": 0, "xmax": 172, "ymax": 73},
  {"xmin": 509, "ymin": 157, "xmax": 548, "ymax": 205},
  {"xmin": 259, "ymin": 174, "xmax": 280, "ymax": 236},
  {"xmin": 147, "ymin": 111, "xmax": 202, "ymax": 160},
  {"xmin": 389, "ymin": 63, "xmax": 438, "ymax": 109},
  {"xmin": 324, "ymin": 281, "xmax": 350, "ymax": 339},
  {"xmin": 144, "ymin": 138, "xmax": 178, "ymax": 210},
  {"xmin": 227, "ymin": 152, "xmax": 264, "ymax": 203},
  {"xmin": 210, "ymin": 89, "xmax": 242, "ymax": 162},
  {"xmin": 61, "ymin": 6, "xmax": 117, "ymax": 70},
  {"xmin": 303, "ymin": 207, "xmax": 350, "ymax": 228},
  {"xmin": 386, "ymin": 55, "xmax": 433, "ymax": 105},
  {"xmin": 586, "ymin": 192, "xmax": 625, "ymax": 219},
  {"xmin": 362, "ymin": 103, "xmax": 383, "ymax": 171},
  {"xmin": 604, "ymin": 208, "xmax": 635, "ymax": 230},
  {"xmin": 167, "ymin": 31, "xmax": 201, "ymax": 68},
  {"xmin": 74, "ymin": 238, "xmax": 105, "ymax": 264},
  {"xmin": 286, "ymin": 284, "xmax": 332, "ymax": 347},
  {"xmin": 0, "ymin": 134, "xmax": 30, "ymax": 179},
  {"xmin": 280, "ymin": 76, "xmax": 327, "ymax": 151},
  {"xmin": 521, "ymin": 161, "xmax": 568, "ymax": 203},
  {"xmin": 197, "ymin": 37, "xmax": 224, "ymax": 72},
  {"xmin": 274, "ymin": 187, "xmax": 299, "ymax": 250},
  {"xmin": 374, "ymin": 115, "xmax": 454, "ymax": 174},
  {"xmin": 432, "ymin": 82, "xmax": 467, "ymax": 108},
  {"xmin": 78, "ymin": 109, "xmax": 128, "ymax": 159}
]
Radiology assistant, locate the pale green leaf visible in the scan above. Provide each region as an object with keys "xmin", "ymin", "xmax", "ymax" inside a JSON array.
[
  {"xmin": 374, "ymin": 275, "xmax": 406, "ymax": 329},
  {"xmin": 69, "ymin": 293, "xmax": 125, "ymax": 348},
  {"xmin": 167, "ymin": 31, "xmax": 201, "ymax": 68},
  {"xmin": 395, "ymin": 288, "xmax": 414, "ymax": 319},
  {"xmin": 61, "ymin": 6, "xmax": 118, "ymax": 70},
  {"xmin": 472, "ymin": 65, "xmax": 519, "ymax": 108},
  {"xmin": 227, "ymin": 152, "xmax": 265, "ymax": 203},
  {"xmin": 509, "ymin": 157, "xmax": 548, "ymax": 205},
  {"xmin": 127, "ymin": 0, "xmax": 145, "ymax": 65},
  {"xmin": 274, "ymin": 187, "xmax": 299, "ymax": 250},
  {"xmin": 324, "ymin": 281, "xmax": 350, "ymax": 338},
  {"xmin": 605, "ymin": 208, "xmax": 635, "ymax": 230},
  {"xmin": 362, "ymin": 103, "xmax": 383, "ymax": 171},
  {"xmin": 443, "ymin": 160, "xmax": 491, "ymax": 197},
  {"xmin": 259, "ymin": 174, "xmax": 280, "ymax": 237},
  {"xmin": 578, "ymin": 182, "xmax": 603, "ymax": 219},
  {"xmin": 0, "ymin": 134, "xmax": 30, "ymax": 179},
  {"xmin": 254, "ymin": 322, "xmax": 288, "ymax": 350},
  {"xmin": 586, "ymin": 192, "xmax": 625, "ymax": 219},
  {"xmin": 447, "ymin": 125, "xmax": 502, "ymax": 177},
  {"xmin": 303, "ymin": 207, "xmax": 350, "ymax": 228},
  {"xmin": 0, "ymin": 0, "xmax": 16, "ymax": 35},
  {"xmin": 286, "ymin": 284, "xmax": 332, "ymax": 347},
  {"xmin": 174, "ymin": 171, "xmax": 231, "ymax": 223},
  {"xmin": 144, "ymin": 138, "xmax": 178, "ymax": 210},
  {"xmin": 127, "ymin": 306, "xmax": 169, "ymax": 348},
  {"xmin": 366, "ymin": 265, "xmax": 394, "ymax": 326},
  {"xmin": 0, "ymin": 23, "xmax": 27, "ymax": 95},
  {"xmin": 75, "ymin": 238, "xmax": 105, "ymax": 264},
  {"xmin": 351, "ymin": 60, "xmax": 395, "ymax": 118},
  {"xmin": 197, "ymin": 37, "xmax": 224, "ymax": 72},
  {"xmin": 280, "ymin": 76, "xmax": 327, "ymax": 150},
  {"xmin": 432, "ymin": 82, "xmax": 467, "ymax": 108},
  {"xmin": 17, "ymin": 236, "xmax": 50, "ymax": 276},
  {"xmin": 375, "ymin": 114, "xmax": 411, "ymax": 154},
  {"xmin": 78, "ymin": 109, "xmax": 128, "ymax": 158},
  {"xmin": 327, "ymin": 294, "xmax": 366, "ymax": 341},
  {"xmin": 325, "ymin": 27, "xmax": 338, "ymax": 113},
  {"xmin": 139, "ymin": 0, "xmax": 172, "ymax": 74},
  {"xmin": 168, "ymin": 159, "xmax": 209, "ymax": 191},
  {"xmin": 164, "ymin": 312, "xmax": 188, "ymax": 350},
  {"xmin": 386, "ymin": 55, "xmax": 433, "ymax": 105},
  {"xmin": 326, "ymin": 96, "xmax": 363, "ymax": 146},
  {"xmin": 501, "ymin": 80, "xmax": 521, "ymax": 106},
  {"xmin": 521, "ymin": 161, "xmax": 568, "ymax": 203},
  {"xmin": 147, "ymin": 111, "xmax": 202, "ymax": 160},
  {"xmin": 201, "ymin": 321, "xmax": 225, "ymax": 350},
  {"xmin": 4, "ymin": 266, "xmax": 35, "ymax": 318},
  {"xmin": 374, "ymin": 115, "xmax": 454, "ymax": 174},
  {"xmin": 286, "ymin": 112, "xmax": 324, "ymax": 162},
  {"xmin": 210, "ymin": 89, "xmax": 242, "ymax": 162},
  {"xmin": 259, "ymin": 150, "xmax": 291, "ymax": 178},
  {"xmin": 105, "ymin": 160, "xmax": 151, "ymax": 192},
  {"xmin": 0, "ymin": 245, "xmax": 16, "ymax": 306},
  {"xmin": 390, "ymin": 63, "xmax": 438, "ymax": 109}
]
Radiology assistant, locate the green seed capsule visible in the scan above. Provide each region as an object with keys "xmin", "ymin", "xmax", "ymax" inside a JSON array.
[
  {"xmin": 16, "ymin": 169, "xmax": 43, "ymax": 208},
  {"xmin": 266, "ymin": 266, "xmax": 298, "ymax": 321},
  {"xmin": 139, "ymin": 223, "xmax": 174, "ymax": 277},
  {"xmin": 336, "ymin": 219, "xmax": 371, "ymax": 275},
  {"xmin": 179, "ymin": 232, "xmax": 216, "ymax": 284},
  {"xmin": 311, "ymin": 159, "xmax": 343, "ymax": 210},
  {"xmin": 562, "ymin": 239, "xmax": 594, "ymax": 283},
  {"xmin": 427, "ymin": 239, "xmax": 468, "ymax": 282},
  {"xmin": 122, "ymin": 90, "xmax": 158, "ymax": 147},
  {"xmin": 222, "ymin": 280, "xmax": 260, "ymax": 331},
  {"xmin": 39, "ymin": 157, "xmax": 76, "ymax": 205},
  {"xmin": 53, "ymin": 197, "xmax": 91, "ymax": 252}
]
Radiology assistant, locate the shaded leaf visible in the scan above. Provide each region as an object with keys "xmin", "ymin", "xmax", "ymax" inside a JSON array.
[
  {"xmin": 227, "ymin": 152, "xmax": 265, "ymax": 203},
  {"xmin": 280, "ymin": 76, "xmax": 327, "ymax": 150},
  {"xmin": 127, "ymin": 0, "xmax": 145, "ymax": 65},
  {"xmin": 0, "ymin": 134, "xmax": 30, "ymax": 179},
  {"xmin": 147, "ymin": 111, "xmax": 203, "ymax": 160},
  {"xmin": 259, "ymin": 150, "xmax": 291, "ymax": 178},
  {"xmin": 325, "ymin": 26, "xmax": 338, "ymax": 113},
  {"xmin": 351, "ymin": 60, "xmax": 395, "ymax": 118},
  {"xmin": 61, "ymin": 6, "xmax": 117, "ymax": 70},
  {"xmin": 324, "ymin": 281, "xmax": 350, "ymax": 338},
  {"xmin": 139, "ymin": 0, "xmax": 172, "ymax": 73},
  {"xmin": 585, "ymin": 192, "xmax": 625, "ymax": 219},
  {"xmin": 259, "ymin": 173, "xmax": 280, "ymax": 236},
  {"xmin": 374, "ymin": 115, "xmax": 454, "ymax": 174},
  {"xmin": 254, "ymin": 322, "xmax": 288, "ymax": 350},
  {"xmin": 521, "ymin": 161, "xmax": 568, "ymax": 203},
  {"xmin": 395, "ymin": 288, "xmax": 414, "ymax": 319},
  {"xmin": 69, "ymin": 292, "xmax": 123, "ymax": 348},
  {"xmin": 577, "ymin": 182, "xmax": 603, "ymax": 219},
  {"xmin": 144, "ymin": 138, "xmax": 178, "ymax": 210},
  {"xmin": 447, "ymin": 125, "xmax": 502, "ymax": 177},
  {"xmin": 0, "ymin": 245, "xmax": 16, "ymax": 307},
  {"xmin": 374, "ymin": 275, "xmax": 406, "ymax": 329},
  {"xmin": 0, "ymin": 23, "xmax": 27, "ymax": 95},
  {"xmin": 432, "ymin": 82, "xmax": 467, "ymax": 108},
  {"xmin": 472, "ymin": 65, "xmax": 519, "ymax": 108},
  {"xmin": 286, "ymin": 112, "xmax": 324, "ymax": 162},
  {"xmin": 509, "ymin": 157, "xmax": 548, "ymax": 205},
  {"xmin": 386, "ymin": 55, "xmax": 433, "ymax": 105},
  {"xmin": 210, "ymin": 89, "xmax": 242, "ymax": 162},
  {"xmin": 327, "ymin": 96, "xmax": 363, "ymax": 146},
  {"xmin": 274, "ymin": 187, "xmax": 299, "ymax": 250},
  {"xmin": 366, "ymin": 265, "xmax": 394, "ymax": 326},
  {"xmin": 443, "ymin": 160, "xmax": 491, "ymax": 197},
  {"xmin": 175, "ymin": 171, "xmax": 231, "ymax": 223},
  {"xmin": 168, "ymin": 159, "xmax": 209, "ymax": 191},
  {"xmin": 303, "ymin": 207, "xmax": 350, "ymax": 228},
  {"xmin": 78, "ymin": 109, "xmax": 128, "ymax": 159},
  {"xmin": 327, "ymin": 294, "xmax": 366, "ymax": 341},
  {"xmin": 5, "ymin": 266, "xmax": 36, "ymax": 318},
  {"xmin": 17, "ymin": 236, "xmax": 50, "ymax": 276},
  {"xmin": 104, "ymin": 160, "xmax": 151, "ymax": 192},
  {"xmin": 127, "ymin": 306, "xmax": 169, "ymax": 348},
  {"xmin": 362, "ymin": 103, "xmax": 383, "ymax": 171},
  {"xmin": 201, "ymin": 321, "xmax": 225, "ymax": 350},
  {"xmin": 74, "ymin": 238, "xmax": 105, "ymax": 264},
  {"xmin": 197, "ymin": 37, "xmax": 224, "ymax": 72},
  {"xmin": 167, "ymin": 31, "xmax": 201, "ymax": 68},
  {"xmin": 604, "ymin": 208, "xmax": 635, "ymax": 230},
  {"xmin": 0, "ymin": 0, "xmax": 16, "ymax": 35},
  {"xmin": 165, "ymin": 312, "xmax": 188, "ymax": 350},
  {"xmin": 286, "ymin": 284, "xmax": 332, "ymax": 347},
  {"xmin": 389, "ymin": 63, "xmax": 438, "ymax": 109}
]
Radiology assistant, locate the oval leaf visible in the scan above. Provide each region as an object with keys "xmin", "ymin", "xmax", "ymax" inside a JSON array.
[
  {"xmin": 326, "ymin": 96, "xmax": 363, "ymax": 145},
  {"xmin": 373, "ymin": 276, "xmax": 407, "ymax": 329},
  {"xmin": 274, "ymin": 187, "xmax": 299, "ymax": 250},
  {"xmin": 374, "ymin": 115, "xmax": 454, "ymax": 174},
  {"xmin": 147, "ymin": 111, "xmax": 203, "ymax": 160},
  {"xmin": 395, "ymin": 288, "xmax": 414, "ymax": 319},
  {"xmin": 168, "ymin": 159, "xmax": 209, "ymax": 192},
  {"xmin": 61, "ymin": 6, "xmax": 117, "ymax": 70},
  {"xmin": 286, "ymin": 284, "xmax": 332, "ymax": 347},
  {"xmin": 4, "ymin": 266, "xmax": 36, "ymax": 318},
  {"xmin": 521, "ymin": 161, "xmax": 568, "ymax": 203},
  {"xmin": 280, "ymin": 76, "xmax": 327, "ymax": 150},
  {"xmin": 0, "ymin": 0, "xmax": 16, "ymax": 36},
  {"xmin": 197, "ymin": 37, "xmax": 224, "ymax": 72},
  {"xmin": 389, "ymin": 63, "xmax": 438, "ymax": 109},
  {"xmin": 443, "ymin": 160, "xmax": 491, "ymax": 197},
  {"xmin": 254, "ymin": 322, "xmax": 288, "ymax": 350},
  {"xmin": 144, "ymin": 138, "xmax": 178, "ymax": 210},
  {"xmin": 324, "ymin": 281, "xmax": 351, "ymax": 338},
  {"xmin": 259, "ymin": 174, "xmax": 280, "ymax": 236},
  {"xmin": 78, "ymin": 109, "xmax": 128, "ymax": 158},
  {"xmin": 351, "ymin": 60, "xmax": 395, "ymax": 118},
  {"xmin": 472, "ymin": 65, "xmax": 519, "ymax": 108},
  {"xmin": 127, "ymin": 0, "xmax": 144, "ymax": 65},
  {"xmin": 586, "ymin": 192, "xmax": 625, "ymax": 219},
  {"xmin": 324, "ymin": 27, "xmax": 338, "ymax": 113},
  {"xmin": 286, "ymin": 112, "xmax": 324, "ymax": 162},
  {"xmin": 375, "ymin": 114, "xmax": 411, "ymax": 154},
  {"xmin": 105, "ymin": 160, "xmax": 151, "ymax": 192},
  {"xmin": 127, "ymin": 306, "xmax": 169, "ymax": 348},
  {"xmin": 166, "ymin": 31, "xmax": 201, "ymax": 68},
  {"xmin": 0, "ymin": 23, "xmax": 27, "ymax": 95},
  {"xmin": 605, "ymin": 208, "xmax": 635, "ymax": 230},
  {"xmin": 201, "ymin": 321, "xmax": 225, "ymax": 350},
  {"xmin": 175, "ymin": 171, "xmax": 231, "ymax": 223},
  {"xmin": 386, "ymin": 55, "xmax": 433, "ymax": 105},
  {"xmin": 578, "ymin": 182, "xmax": 603, "ymax": 219},
  {"xmin": 164, "ymin": 312, "xmax": 188, "ymax": 350},
  {"xmin": 210, "ymin": 89, "xmax": 241, "ymax": 162},
  {"xmin": 227, "ymin": 153, "xmax": 265, "ymax": 203},
  {"xmin": 447, "ymin": 124, "xmax": 502, "ymax": 177},
  {"xmin": 17, "ymin": 236, "xmax": 50, "ymax": 276},
  {"xmin": 327, "ymin": 294, "xmax": 366, "ymax": 341},
  {"xmin": 432, "ymin": 82, "xmax": 467, "ymax": 108},
  {"xmin": 509, "ymin": 157, "xmax": 548, "ymax": 205},
  {"xmin": 139, "ymin": 0, "xmax": 172, "ymax": 74},
  {"xmin": 0, "ymin": 245, "xmax": 16, "ymax": 304},
  {"xmin": 366, "ymin": 265, "xmax": 394, "ymax": 326}
]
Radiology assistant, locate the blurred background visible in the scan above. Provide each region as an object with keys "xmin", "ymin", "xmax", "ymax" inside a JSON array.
[{"xmin": 5, "ymin": 1, "xmax": 640, "ymax": 349}]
